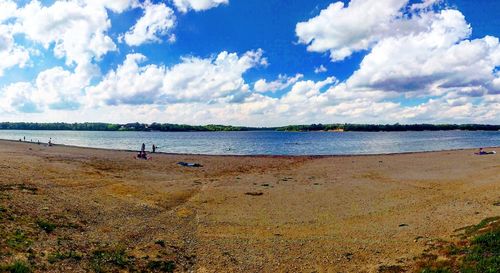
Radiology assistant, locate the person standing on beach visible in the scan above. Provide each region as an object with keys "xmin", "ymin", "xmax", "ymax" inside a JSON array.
[
  {"xmin": 152, "ymin": 144, "xmax": 156, "ymax": 153},
  {"xmin": 141, "ymin": 143, "xmax": 146, "ymax": 153}
]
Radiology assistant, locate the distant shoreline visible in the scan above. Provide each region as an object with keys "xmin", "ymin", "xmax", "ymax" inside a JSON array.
[{"xmin": 0, "ymin": 122, "xmax": 498, "ymax": 132}]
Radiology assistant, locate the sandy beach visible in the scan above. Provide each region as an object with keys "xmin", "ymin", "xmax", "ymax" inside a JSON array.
[{"xmin": 0, "ymin": 140, "xmax": 498, "ymax": 272}]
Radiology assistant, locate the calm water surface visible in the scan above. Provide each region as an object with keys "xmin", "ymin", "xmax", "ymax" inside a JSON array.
[{"xmin": 0, "ymin": 130, "xmax": 498, "ymax": 155}]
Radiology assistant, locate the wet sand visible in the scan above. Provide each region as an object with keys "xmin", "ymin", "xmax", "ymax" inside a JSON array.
[{"xmin": 0, "ymin": 140, "xmax": 499, "ymax": 272}]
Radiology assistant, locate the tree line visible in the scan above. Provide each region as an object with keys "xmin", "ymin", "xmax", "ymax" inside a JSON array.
[
  {"xmin": 0, "ymin": 122, "xmax": 265, "ymax": 132},
  {"xmin": 276, "ymin": 123, "xmax": 500, "ymax": 132},
  {"xmin": 0, "ymin": 122, "xmax": 498, "ymax": 132}
]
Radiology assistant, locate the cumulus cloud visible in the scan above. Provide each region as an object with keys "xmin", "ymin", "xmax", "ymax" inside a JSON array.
[
  {"xmin": 296, "ymin": 0, "xmax": 408, "ymax": 61},
  {"xmin": 86, "ymin": 0, "xmax": 138, "ymax": 13},
  {"xmin": 254, "ymin": 74, "xmax": 304, "ymax": 93},
  {"xmin": 346, "ymin": 10, "xmax": 500, "ymax": 96},
  {"xmin": 86, "ymin": 53, "xmax": 165, "ymax": 106},
  {"xmin": 0, "ymin": 1, "xmax": 30, "ymax": 76},
  {"xmin": 13, "ymin": 0, "xmax": 118, "ymax": 67},
  {"xmin": 123, "ymin": 1, "xmax": 176, "ymax": 46},
  {"xmin": 34, "ymin": 65, "xmax": 95, "ymax": 110},
  {"xmin": 314, "ymin": 65, "xmax": 327, "ymax": 74},
  {"xmin": 0, "ymin": 82, "xmax": 40, "ymax": 113},
  {"xmin": 1, "ymin": 0, "xmax": 499, "ymax": 126},
  {"xmin": 87, "ymin": 49, "xmax": 267, "ymax": 106},
  {"xmin": 411, "ymin": 0, "xmax": 442, "ymax": 11},
  {"xmin": 0, "ymin": 25, "xmax": 30, "ymax": 76},
  {"xmin": 0, "ymin": 63, "xmax": 95, "ymax": 113},
  {"xmin": 396, "ymin": 96, "xmax": 499, "ymax": 123},
  {"xmin": 173, "ymin": 0, "xmax": 228, "ymax": 13},
  {"xmin": 0, "ymin": 0, "xmax": 17, "ymax": 22}
]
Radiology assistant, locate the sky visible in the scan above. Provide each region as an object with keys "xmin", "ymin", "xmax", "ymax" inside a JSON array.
[{"xmin": 0, "ymin": 0, "xmax": 499, "ymax": 126}]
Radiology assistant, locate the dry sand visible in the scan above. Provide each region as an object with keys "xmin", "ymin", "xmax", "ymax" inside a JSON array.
[{"xmin": 0, "ymin": 140, "xmax": 499, "ymax": 272}]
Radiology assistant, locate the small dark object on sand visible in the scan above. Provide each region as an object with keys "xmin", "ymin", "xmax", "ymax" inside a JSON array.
[
  {"xmin": 177, "ymin": 162, "xmax": 203, "ymax": 168},
  {"xmin": 493, "ymin": 202, "xmax": 500, "ymax": 207},
  {"xmin": 245, "ymin": 192, "xmax": 263, "ymax": 196},
  {"xmin": 399, "ymin": 223, "xmax": 409, "ymax": 227},
  {"xmin": 343, "ymin": 252, "xmax": 354, "ymax": 261}
]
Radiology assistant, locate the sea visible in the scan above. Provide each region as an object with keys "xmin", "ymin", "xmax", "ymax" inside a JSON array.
[{"xmin": 0, "ymin": 130, "xmax": 498, "ymax": 156}]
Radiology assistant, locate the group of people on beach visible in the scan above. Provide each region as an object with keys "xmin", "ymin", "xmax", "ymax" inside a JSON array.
[
  {"xmin": 19, "ymin": 136, "xmax": 48, "ymax": 146},
  {"xmin": 18, "ymin": 136, "xmax": 160, "ymax": 158},
  {"xmin": 136, "ymin": 143, "xmax": 158, "ymax": 160}
]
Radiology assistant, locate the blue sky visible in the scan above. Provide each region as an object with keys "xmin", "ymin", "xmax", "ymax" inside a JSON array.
[{"xmin": 0, "ymin": 0, "xmax": 499, "ymax": 125}]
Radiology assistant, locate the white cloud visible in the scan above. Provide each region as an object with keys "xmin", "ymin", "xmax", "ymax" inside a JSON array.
[
  {"xmin": 87, "ymin": 49, "xmax": 267, "ymax": 106},
  {"xmin": 34, "ymin": 65, "xmax": 94, "ymax": 110},
  {"xmin": 0, "ymin": 0, "xmax": 17, "ymax": 22},
  {"xmin": 0, "ymin": 25, "xmax": 30, "ymax": 76},
  {"xmin": 346, "ymin": 10, "xmax": 500, "ymax": 96},
  {"xmin": 123, "ymin": 1, "xmax": 176, "ymax": 46},
  {"xmin": 161, "ymin": 50, "xmax": 266, "ymax": 103},
  {"xmin": 173, "ymin": 0, "xmax": 228, "ymax": 13},
  {"xmin": 314, "ymin": 65, "xmax": 327, "ymax": 74},
  {"xmin": 86, "ymin": 53, "xmax": 165, "ymax": 106},
  {"xmin": 0, "ymin": 62, "xmax": 95, "ymax": 113},
  {"xmin": 12, "ymin": 0, "xmax": 130, "ymax": 66},
  {"xmin": 296, "ymin": 0, "xmax": 408, "ymax": 61},
  {"xmin": 0, "ymin": 82, "xmax": 40, "ymax": 113},
  {"xmin": 4, "ymin": 75, "xmax": 499, "ymax": 125},
  {"xmin": 86, "ymin": 0, "xmax": 138, "ymax": 13},
  {"xmin": 411, "ymin": 0, "xmax": 442, "ymax": 11},
  {"xmin": 280, "ymin": 77, "xmax": 336, "ymax": 105},
  {"xmin": 1, "ymin": 0, "xmax": 499, "ymax": 126},
  {"xmin": 397, "ymin": 97, "xmax": 499, "ymax": 123},
  {"xmin": 254, "ymin": 74, "xmax": 304, "ymax": 93}
]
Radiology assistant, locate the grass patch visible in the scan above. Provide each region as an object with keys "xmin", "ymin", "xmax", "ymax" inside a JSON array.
[
  {"xmin": 36, "ymin": 219, "xmax": 56, "ymax": 233},
  {"xmin": 90, "ymin": 248, "xmax": 129, "ymax": 273},
  {"xmin": 0, "ymin": 205, "xmax": 6, "ymax": 219},
  {"xmin": 7, "ymin": 230, "xmax": 32, "ymax": 250},
  {"xmin": 0, "ymin": 184, "xmax": 37, "ymax": 195},
  {"xmin": 147, "ymin": 260, "xmax": 176, "ymax": 272},
  {"xmin": 416, "ymin": 216, "xmax": 500, "ymax": 273},
  {"xmin": 47, "ymin": 250, "xmax": 82, "ymax": 264},
  {"xmin": 455, "ymin": 217, "xmax": 500, "ymax": 236},
  {"xmin": 0, "ymin": 260, "xmax": 31, "ymax": 273},
  {"xmin": 18, "ymin": 184, "xmax": 38, "ymax": 194},
  {"xmin": 420, "ymin": 269, "xmax": 451, "ymax": 273},
  {"xmin": 461, "ymin": 227, "xmax": 500, "ymax": 273}
]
